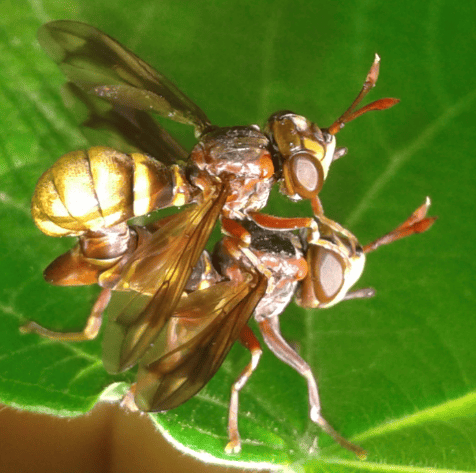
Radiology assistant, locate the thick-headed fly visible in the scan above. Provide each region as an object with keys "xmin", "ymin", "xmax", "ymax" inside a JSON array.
[
  {"xmin": 22, "ymin": 201, "xmax": 435, "ymax": 458},
  {"xmin": 21, "ymin": 20, "xmax": 423, "ymax": 457},
  {"xmin": 134, "ymin": 202, "xmax": 434, "ymax": 457},
  {"xmin": 127, "ymin": 200, "xmax": 434, "ymax": 457},
  {"xmin": 28, "ymin": 21, "xmax": 398, "ymax": 373}
]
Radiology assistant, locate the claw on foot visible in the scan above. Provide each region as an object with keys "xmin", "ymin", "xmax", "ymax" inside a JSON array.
[
  {"xmin": 121, "ymin": 386, "xmax": 140, "ymax": 412},
  {"xmin": 225, "ymin": 439, "xmax": 241, "ymax": 454}
]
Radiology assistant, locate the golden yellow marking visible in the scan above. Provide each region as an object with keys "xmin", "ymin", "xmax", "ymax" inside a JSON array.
[
  {"xmin": 133, "ymin": 155, "xmax": 153, "ymax": 216},
  {"xmin": 302, "ymin": 138, "xmax": 325, "ymax": 159},
  {"xmin": 171, "ymin": 165, "xmax": 188, "ymax": 206}
]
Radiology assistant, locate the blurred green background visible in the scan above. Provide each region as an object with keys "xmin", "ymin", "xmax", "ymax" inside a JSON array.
[{"xmin": 0, "ymin": 1, "xmax": 475, "ymax": 472}]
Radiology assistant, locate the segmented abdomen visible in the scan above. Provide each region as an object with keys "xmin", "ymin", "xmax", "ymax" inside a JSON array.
[{"xmin": 31, "ymin": 146, "xmax": 179, "ymax": 237}]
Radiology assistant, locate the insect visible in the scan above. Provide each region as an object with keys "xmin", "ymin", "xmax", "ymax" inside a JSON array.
[
  {"xmin": 28, "ymin": 21, "xmax": 397, "ymax": 371},
  {"xmin": 21, "ymin": 20, "xmax": 419, "ymax": 457},
  {"xmin": 22, "ymin": 199, "xmax": 435, "ymax": 457},
  {"xmin": 296, "ymin": 198, "xmax": 436, "ymax": 310},
  {"xmin": 255, "ymin": 199, "xmax": 435, "ymax": 457}
]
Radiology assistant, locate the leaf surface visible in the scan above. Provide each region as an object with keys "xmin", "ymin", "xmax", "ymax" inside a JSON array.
[{"xmin": 0, "ymin": 0, "xmax": 475, "ymax": 470}]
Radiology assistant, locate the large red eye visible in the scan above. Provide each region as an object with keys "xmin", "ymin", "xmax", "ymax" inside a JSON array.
[
  {"xmin": 309, "ymin": 245, "xmax": 345, "ymax": 303},
  {"xmin": 286, "ymin": 151, "xmax": 324, "ymax": 199}
]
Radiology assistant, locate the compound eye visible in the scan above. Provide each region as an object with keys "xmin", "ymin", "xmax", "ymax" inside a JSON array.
[
  {"xmin": 309, "ymin": 245, "xmax": 345, "ymax": 303},
  {"xmin": 287, "ymin": 151, "xmax": 324, "ymax": 199}
]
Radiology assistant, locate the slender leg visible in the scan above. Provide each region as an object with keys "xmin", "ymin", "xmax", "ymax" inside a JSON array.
[
  {"xmin": 20, "ymin": 288, "xmax": 112, "ymax": 342},
  {"xmin": 121, "ymin": 383, "xmax": 140, "ymax": 412},
  {"xmin": 221, "ymin": 217, "xmax": 252, "ymax": 245},
  {"xmin": 225, "ymin": 325, "xmax": 262, "ymax": 454},
  {"xmin": 258, "ymin": 315, "xmax": 366, "ymax": 459},
  {"xmin": 249, "ymin": 212, "xmax": 316, "ymax": 232},
  {"xmin": 311, "ymin": 195, "xmax": 325, "ymax": 217}
]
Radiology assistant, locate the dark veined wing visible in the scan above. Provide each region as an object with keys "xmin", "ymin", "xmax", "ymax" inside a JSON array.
[
  {"xmin": 102, "ymin": 184, "xmax": 228, "ymax": 374},
  {"xmin": 62, "ymin": 82, "xmax": 188, "ymax": 164},
  {"xmin": 38, "ymin": 21, "xmax": 212, "ymax": 136},
  {"xmin": 133, "ymin": 273, "xmax": 268, "ymax": 411}
]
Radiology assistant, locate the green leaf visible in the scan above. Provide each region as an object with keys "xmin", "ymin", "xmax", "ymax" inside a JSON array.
[{"xmin": 0, "ymin": 0, "xmax": 475, "ymax": 471}]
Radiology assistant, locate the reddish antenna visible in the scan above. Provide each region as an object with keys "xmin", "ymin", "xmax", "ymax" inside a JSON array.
[
  {"xmin": 363, "ymin": 197, "xmax": 437, "ymax": 253},
  {"xmin": 327, "ymin": 54, "xmax": 400, "ymax": 135}
]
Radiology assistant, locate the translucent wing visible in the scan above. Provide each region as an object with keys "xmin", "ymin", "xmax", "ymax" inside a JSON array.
[
  {"xmin": 62, "ymin": 82, "xmax": 188, "ymax": 164},
  {"xmin": 38, "ymin": 21, "xmax": 212, "ymax": 136},
  {"xmin": 102, "ymin": 185, "xmax": 228, "ymax": 374},
  {"xmin": 134, "ymin": 273, "xmax": 268, "ymax": 411}
]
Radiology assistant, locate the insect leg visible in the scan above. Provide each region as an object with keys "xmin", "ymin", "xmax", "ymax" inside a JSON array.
[
  {"xmin": 221, "ymin": 217, "xmax": 252, "ymax": 246},
  {"xmin": 20, "ymin": 288, "xmax": 111, "ymax": 341},
  {"xmin": 310, "ymin": 195, "xmax": 325, "ymax": 217},
  {"xmin": 121, "ymin": 383, "xmax": 140, "ymax": 412},
  {"xmin": 258, "ymin": 314, "xmax": 367, "ymax": 459},
  {"xmin": 225, "ymin": 325, "xmax": 262, "ymax": 454},
  {"xmin": 249, "ymin": 212, "xmax": 317, "ymax": 232}
]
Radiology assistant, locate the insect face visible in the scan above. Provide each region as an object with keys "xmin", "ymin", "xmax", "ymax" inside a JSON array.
[
  {"xmin": 298, "ymin": 217, "xmax": 366, "ymax": 308},
  {"xmin": 266, "ymin": 111, "xmax": 337, "ymax": 201},
  {"xmin": 297, "ymin": 199, "xmax": 436, "ymax": 310}
]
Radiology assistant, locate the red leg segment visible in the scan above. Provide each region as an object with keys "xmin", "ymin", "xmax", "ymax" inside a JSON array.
[
  {"xmin": 225, "ymin": 325, "xmax": 262, "ymax": 454},
  {"xmin": 258, "ymin": 315, "xmax": 367, "ymax": 459},
  {"xmin": 249, "ymin": 212, "xmax": 315, "ymax": 231},
  {"xmin": 20, "ymin": 288, "xmax": 112, "ymax": 342}
]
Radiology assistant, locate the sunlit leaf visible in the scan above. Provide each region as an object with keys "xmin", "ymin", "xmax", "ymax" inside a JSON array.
[{"xmin": 0, "ymin": 1, "xmax": 475, "ymax": 471}]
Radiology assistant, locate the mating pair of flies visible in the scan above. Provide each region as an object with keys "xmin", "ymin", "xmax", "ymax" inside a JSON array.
[{"xmin": 22, "ymin": 21, "xmax": 435, "ymax": 458}]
